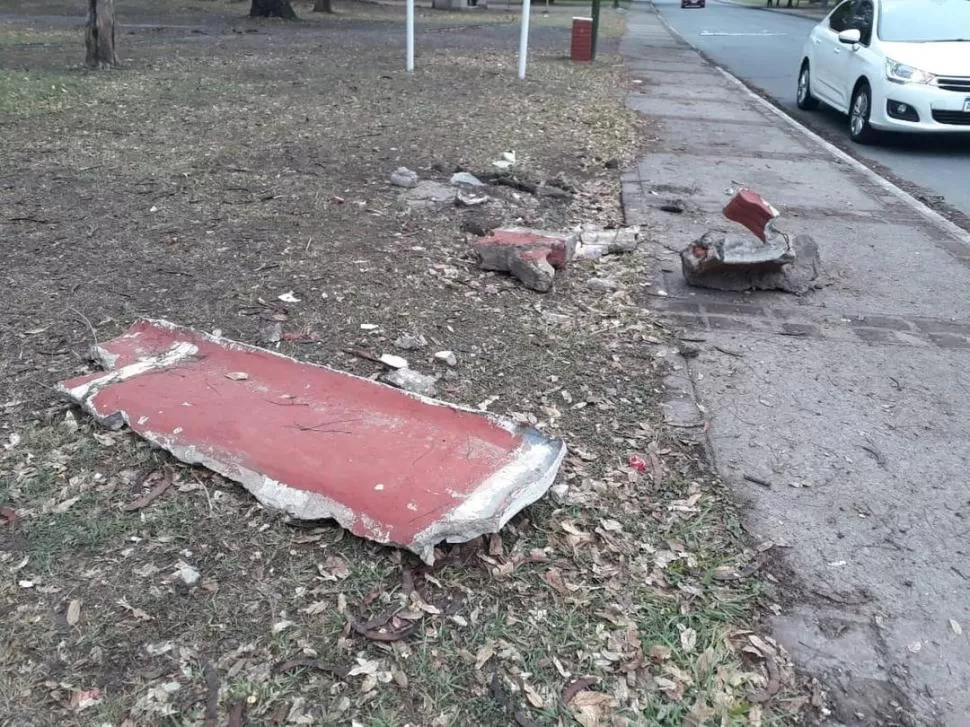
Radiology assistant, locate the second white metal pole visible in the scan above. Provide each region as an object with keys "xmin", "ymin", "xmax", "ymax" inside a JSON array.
[
  {"xmin": 517, "ymin": 0, "xmax": 531, "ymax": 80},
  {"xmin": 406, "ymin": 0, "xmax": 415, "ymax": 73}
]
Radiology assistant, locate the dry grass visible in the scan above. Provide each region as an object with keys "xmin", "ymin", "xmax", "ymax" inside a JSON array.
[{"xmin": 0, "ymin": 2, "xmax": 810, "ymax": 724}]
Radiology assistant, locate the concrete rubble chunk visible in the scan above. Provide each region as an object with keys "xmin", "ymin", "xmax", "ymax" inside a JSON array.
[
  {"xmin": 587, "ymin": 277, "xmax": 619, "ymax": 293},
  {"xmin": 394, "ymin": 333, "xmax": 428, "ymax": 351},
  {"xmin": 402, "ymin": 180, "xmax": 454, "ymax": 208},
  {"xmin": 575, "ymin": 227, "xmax": 641, "ymax": 260},
  {"xmin": 434, "ymin": 350, "xmax": 458, "ymax": 367},
  {"xmin": 57, "ymin": 320, "xmax": 566, "ymax": 564},
  {"xmin": 383, "ymin": 367, "xmax": 438, "ymax": 397},
  {"xmin": 472, "ymin": 227, "xmax": 579, "ymax": 292},
  {"xmin": 471, "ymin": 226, "xmax": 641, "ymax": 291},
  {"xmin": 681, "ymin": 189, "xmax": 821, "ymax": 294},
  {"xmin": 176, "ymin": 562, "xmax": 201, "ymax": 587},
  {"xmin": 390, "ymin": 167, "xmax": 419, "ymax": 188},
  {"xmin": 450, "ymin": 172, "xmax": 485, "ymax": 187}
]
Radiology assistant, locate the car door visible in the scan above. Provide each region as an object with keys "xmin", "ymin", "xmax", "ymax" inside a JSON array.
[
  {"xmin": 828, "ymin": 0, "xmax": 876, "ymax": 108},
  {"xmin": 813, "ymin": 0, "xmax": 855, "ymax": 108}
]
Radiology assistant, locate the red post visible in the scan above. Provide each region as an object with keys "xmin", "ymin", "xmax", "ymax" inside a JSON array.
[{"xmin": 571, "ymin": 17, "xmax": 593, "ymax": 63}]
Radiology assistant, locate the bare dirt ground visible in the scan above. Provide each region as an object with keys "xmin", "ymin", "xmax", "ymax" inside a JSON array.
[{"xmin": 1, "ymin": 1, "xmax": 809, "ymax": 724}]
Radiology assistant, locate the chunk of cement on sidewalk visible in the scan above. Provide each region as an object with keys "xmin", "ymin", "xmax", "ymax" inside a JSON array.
[
  {"xmin": 57, "ymin": 319, "xmax": 566, "ymax": 564},
  {"xmin": 473, "ymin": 228, "xmax": 578, "ymax": 292},
  {"xmin": 681, "ymin": 189, "xmax": 821, "ymax": 294}
]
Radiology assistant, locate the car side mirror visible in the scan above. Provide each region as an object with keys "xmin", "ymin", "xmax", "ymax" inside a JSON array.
[{"xmin": 838, "ymin": 28, "xmax": 862, "ymax": 45}]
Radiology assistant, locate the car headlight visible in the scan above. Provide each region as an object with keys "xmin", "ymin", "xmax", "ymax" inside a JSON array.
[{"xmin": 886, "ymin": 59, "xmax": 936, "ymax": 85}]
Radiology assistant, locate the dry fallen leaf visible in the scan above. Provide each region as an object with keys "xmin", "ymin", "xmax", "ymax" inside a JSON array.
[
  {"xmin": 543, "ymin": 568, "xmax": 568, "ymax": 594},
  {"xmin": 950, "ymin": 619, "xmax": 963, "ymax": 636},
  {"xmin": 475, "ymin": 643, "xmax": 495, "ymax": 670},
  {"xmin": 523, "ymin": 681, "xmax": 544, "ymax": 708},
  {"xmin": 68, "ymin": 688, "xmax": 102, "ymax": 711},
  {"xmin": 117, "ymin": 598, "xmax": 152, "ymax": 621},
  {"xmin": 570, "ymin": 690, "xmax": 615, "ymax": 708},
  {"xmin": 323, "ymin": 556, "xmax": 350, "ymax": 580},
  {"xmin": 66, "ymin": 599, "xmax": 82, "ymax": 626},
  {"xmin": 680, "ymin": 627, "xmax": 698, "ymax": 653}
]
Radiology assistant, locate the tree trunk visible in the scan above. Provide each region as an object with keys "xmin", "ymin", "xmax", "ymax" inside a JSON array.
[
  {"xmin": 250, "ymin": 0, "xmax": 299, "ymax": 19},
  {"xmin": 86, "ymin": 0, "xmax": 118, "ymax": 69},
  {"xmin": 313, "ymin": 0, "xmax": 334, "ymax": 12}
]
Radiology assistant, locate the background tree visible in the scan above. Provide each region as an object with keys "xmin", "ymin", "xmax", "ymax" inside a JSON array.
[
  {"xmin": 313, "ymin": 0, "xmax": 334, "ymax": 13},
  {"xmin": 250, "ymin": 0, "xmax": 299, "ymax": 19},
  {"xmin": 86, "ymin": 0, "xmax": 118, "ymax": 68}
]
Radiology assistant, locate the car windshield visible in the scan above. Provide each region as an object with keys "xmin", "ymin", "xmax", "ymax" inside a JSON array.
[{"xmin": 878, "ymin": 0, "xmax": 970, "ymax": 42}]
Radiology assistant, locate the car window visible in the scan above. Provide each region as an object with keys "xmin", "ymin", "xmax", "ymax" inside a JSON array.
[
  {"xmin": 879, "ymin": 0, "xmax": 970, "ymax": 42},
  {"xmin": 851, "ymin": 0, "xmax": 874, "ymax": 45},
  {"xmin": 828, "ymin": 0, "xmax": 854, "ymax": 32}
]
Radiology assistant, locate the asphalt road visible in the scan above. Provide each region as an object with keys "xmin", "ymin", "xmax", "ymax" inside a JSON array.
[{"xmin": 653, "ymin": 0, "xmax": 970, "ymax": 218}]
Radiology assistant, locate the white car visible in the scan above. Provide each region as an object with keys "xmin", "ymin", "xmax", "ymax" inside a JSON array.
[{"xmin": 796, "ymin": 0, "xmax": 970, "ymax": 143}]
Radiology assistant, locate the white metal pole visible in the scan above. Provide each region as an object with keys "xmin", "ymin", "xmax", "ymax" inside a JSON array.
[
  {"xmin": 406, "ymin": 0, "xmax": 415, "ymax": 73},
  {"xmin": 517, "ymin": 0, "xmax": 531, "ymax": 79}
]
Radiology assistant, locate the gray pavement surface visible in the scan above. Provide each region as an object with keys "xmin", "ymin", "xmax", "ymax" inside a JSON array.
[
  {"xmin": 654, "ymin": 0, "xmax": 970, "ymax": 219},
  {"xmin": 622, "ymin": 4, "xmax": 970, "ymax": 725}
]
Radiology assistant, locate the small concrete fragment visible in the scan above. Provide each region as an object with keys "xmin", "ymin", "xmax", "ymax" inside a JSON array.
[
  {"xmin": 390, "ymin": 167, "xmax": 419, "ymax": 188},
  {"xmin": 402, "ymin": 181, "xmax": 454, "ymax": 208},
  {"xmin": 58, "ymin": 320, "xmax": 566, "ymax": 564},
  {"xmin": 455, "ymin": 192, "xmax": 489, "ymax": 207},
  {"xmin": 434, "ymin": 350, "xmax": 458, "ymax": 367},
  {"xmin": 472, "ymin": 227, "xmax": 579, "ymax": 293},
  {"xmin": 587, "ymin": 277, "xmax": 619, "ymax": 293},
  {"xmin": 383, "ymin": 367, "xmax": 438, "ymax": 397},
  {"xmin": 394, "ymin": 333, "xmax": 428, "ymax": 351},
  {"xmin": 176, "ymin": 562, "xmax": 201, "ymax": 587},
  {"xmin": 681, "ymin": 189, "xmax": 821, "ymax": 294},
  {"xmin": 450, "ymin": 172, "xmax": 485, "ymax": 187},
  {"xmin": 575, "ymin": 227, "xmax": 641, "ymax": 260}
]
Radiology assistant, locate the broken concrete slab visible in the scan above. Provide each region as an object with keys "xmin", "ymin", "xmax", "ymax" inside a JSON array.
[
  {"xmin": 472, "ymin": 227, "xmax": 578, "ymax": 292},
  {"xmin": 58, "ymin": 320, "xmax": 566, "ymax": 564},
  {"xmin": 682, "ymin": 231, "xmax": 820, "ymax": 294},
  {"xmin": 681, "ymin": 189, "xmax": 821, "ymax": 294}
]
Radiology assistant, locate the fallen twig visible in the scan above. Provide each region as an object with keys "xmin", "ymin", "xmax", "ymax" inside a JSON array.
[
  {"xmin": 273, "ymin": 658, "xmax": 349, "ymax": 679},
  {"xmin": 561, "ymin": 676, "xmax": 597, "ymax": 705},
  {"xmin": 203, "ymin": 662, "xmax": 220, "ymax": 727},
  {"xmin": 227, "ymin": 699, "xmax": 246, "ymax": 727},
  {"xmin": 744, "ymin": 474, "xmax": 773, "ymax": 489},
  {"xmin": 860, "ymin": 443, "xmax": 887, "ymax": 469},
  {"xmin": 748, "ymin": 653, "xmax": 780, "ymax": 703},
  {"xmin": 122, "ymin": 473, "xmax": 173, "ymax": 512},
  {"xmin": 489, "ymin": 670, "xmax": 540, "ymax": 727}
]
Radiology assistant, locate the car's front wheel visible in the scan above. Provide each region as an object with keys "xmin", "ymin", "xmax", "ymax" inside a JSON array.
[
  {"xmin": 849, "ymin": 82, "xmax": 878, "ymax": 144},
  {"xmin": 796, "ymin": 63, "xmax": 819, "ymax": 111}
]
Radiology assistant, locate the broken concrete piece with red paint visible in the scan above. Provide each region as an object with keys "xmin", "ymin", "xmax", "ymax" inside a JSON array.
[
  {"xmin": 57, "ymin": 320, "xmax": 566, "ymax": 563},
  {"xmin": 682, "ymin": 189, "xmax": 820, "ymax": 294},
  {"xmin": 472, "ymin": 227, "xmax": 579, "ymax": 292},
  {"xmin": 722, "ymin": 188, "xmax": 780, "ymax": 243}
]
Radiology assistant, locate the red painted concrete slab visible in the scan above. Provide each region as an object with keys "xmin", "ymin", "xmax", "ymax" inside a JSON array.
[{"xmin": 58, "ymin": 320, "xmax": 566, "ymax": 563}]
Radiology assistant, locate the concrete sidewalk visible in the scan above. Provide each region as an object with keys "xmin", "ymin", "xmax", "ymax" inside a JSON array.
[{"xmin": 621, "ymin": 4, "xmax": 970, "ymax": 726}]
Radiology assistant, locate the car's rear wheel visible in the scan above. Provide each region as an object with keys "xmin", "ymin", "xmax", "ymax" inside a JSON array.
[
  {"xmin": 849, "ymin": 82, "xmax": 878, "ymax": 144},
  {"xmin": 796, "ymin": 63, "xmax": 819, "ymax": 110}
]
